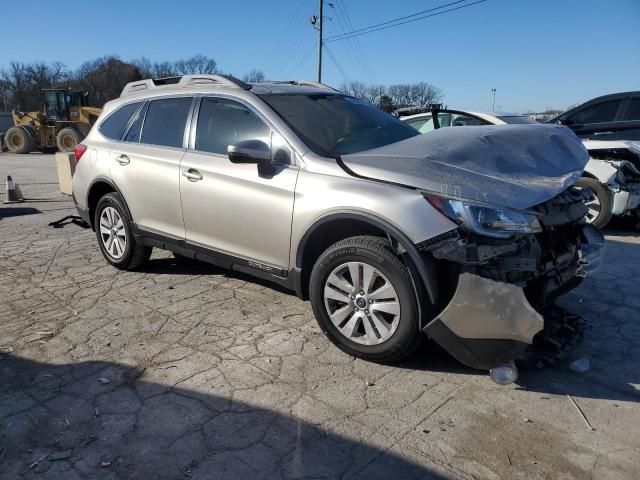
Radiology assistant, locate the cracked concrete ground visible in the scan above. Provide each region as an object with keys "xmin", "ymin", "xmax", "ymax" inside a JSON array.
[{"xmin": 1, "ymin": 152, "xmax": 639, "ymax": 479}]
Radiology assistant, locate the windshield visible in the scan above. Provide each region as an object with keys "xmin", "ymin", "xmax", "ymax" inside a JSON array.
[
  {"xmin": 498, "ymin": 115, "xmax": 536, "ymax": 124},
  {"xmin": 258, "ymin": 93, "xmax": 418, "ymax": 156}
]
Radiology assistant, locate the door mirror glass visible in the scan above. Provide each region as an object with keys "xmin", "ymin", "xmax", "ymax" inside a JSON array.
[{"xmin": 228, "ymin": 139, "xmax": 271, "ymax": 164}]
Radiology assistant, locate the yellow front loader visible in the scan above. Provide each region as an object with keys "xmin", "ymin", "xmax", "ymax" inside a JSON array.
[{"xmin": 4, "ymin": 88, "xmax": 101, "ymax": 154}]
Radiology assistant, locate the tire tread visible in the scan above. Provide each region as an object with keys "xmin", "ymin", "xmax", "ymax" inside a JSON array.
[{"xmin": 310, "ymin": 235, "xmax": 422, "ymax": 364}]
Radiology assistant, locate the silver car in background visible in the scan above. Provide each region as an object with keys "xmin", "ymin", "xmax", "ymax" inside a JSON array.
[{"xmin": 72, "ymin": 75, "xmax": 603, "ymax": 380}]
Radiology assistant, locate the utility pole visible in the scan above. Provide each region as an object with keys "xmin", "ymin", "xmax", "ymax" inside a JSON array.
[
  {"xmin": 317, "ymin": 0, "xmax": 323, "ymax": 83},
  {"xmin": 491, "ymin": 88, "xmax": 496, "ymax": 112}
]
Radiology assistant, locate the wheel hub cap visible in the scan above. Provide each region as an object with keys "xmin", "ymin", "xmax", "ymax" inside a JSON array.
[
  {"xmin": 99, "ymin": 206, "xmax": 126, "ymax": 259},
  {"xmin": 323, "ymin": 261, "xmax": 401, "ymax": 346}
]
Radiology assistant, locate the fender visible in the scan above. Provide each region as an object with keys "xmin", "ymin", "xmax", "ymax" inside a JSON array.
[
  {"xmin": 295, "ymin": 211, "xmax": 440, "ymax": 309},
  {"xmin": 86, "ymin": 176, "xmax": 133, "ymax": 229}
]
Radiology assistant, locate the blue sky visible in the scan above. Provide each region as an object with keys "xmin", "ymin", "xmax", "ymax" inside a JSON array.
[{"xmin": 2, "ymin": 0, "xmax": 639, "ymax": 112}]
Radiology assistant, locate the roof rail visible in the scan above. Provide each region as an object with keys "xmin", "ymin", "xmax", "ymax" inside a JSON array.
[
  {"xmin": 120, "ymin": 74, "xmax": 250, "ymax": 97},
  {"xmin": 260, "ymin": 80, "xmax": 338, "ymax": 92},
  {"xmin": 293, "ymin": 80, "xmax": 338, "ymax": 91}
]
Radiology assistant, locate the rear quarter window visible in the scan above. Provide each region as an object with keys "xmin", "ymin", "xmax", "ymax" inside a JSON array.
[{"xmin": 98, "ymin": 102, "xmax": 142, "ymax": 140}]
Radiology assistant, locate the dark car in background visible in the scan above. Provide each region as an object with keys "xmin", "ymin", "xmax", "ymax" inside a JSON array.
[{"xmin": 549, "ymin": 91, "xmax": 640, "ymax": 141}]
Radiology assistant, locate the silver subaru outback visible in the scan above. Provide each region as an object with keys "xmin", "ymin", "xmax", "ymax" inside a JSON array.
[{"xmin": 72, "ymin": 74, "xmax": 603, "ymax": 376}]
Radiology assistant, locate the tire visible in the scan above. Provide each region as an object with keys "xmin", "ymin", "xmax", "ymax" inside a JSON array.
[
  {"xmin": 574, "ymin": 177, "xmax": 612, "ymax": 229},
  {"xmin": 56, "ymin": 127, "xmax": 82, "ymax": 153},
  {"xmin": 94, "ymin": 192, "xmax": 152, "ymax": 270},
  {"xmin": 4, "ymin": 127, "xmax": 34, "ymax": 154},
  {"xmin": 309, "ymin": 235, "xmax": 422, "ymax": 364}
]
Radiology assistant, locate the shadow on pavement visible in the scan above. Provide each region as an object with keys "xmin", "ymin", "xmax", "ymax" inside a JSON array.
[
  {"xmin": 138, "ymin": 256, "xmax": 295, "ymax": 295},
  {"xmin": 0, "ymin": 354, "xmax": 454, "ymax": 480},
  {"xmin": 0, "ymin": 207, "xmax": 41, "ymax": 219}
]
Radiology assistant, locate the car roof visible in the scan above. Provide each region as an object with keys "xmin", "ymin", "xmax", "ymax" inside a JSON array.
[
  {"xmin": 400, "ymin": 109, "xmax": 524, "ymax": 120},
  {"xmin": 118, "ymin": 75, "xmax": 339, "ymax": 100},
  {"xmin": 554, "ymin": 90, "xmax": 640, "ymax": 120}
]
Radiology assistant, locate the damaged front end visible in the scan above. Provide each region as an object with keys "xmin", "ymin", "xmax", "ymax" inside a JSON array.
[
  {"xmin": 587, "ymin": 143, "xmax": 640, "ymax": 217},
  {"xmin": 420, "ymin": 187, "xmax": 604, "ymax": 371}
]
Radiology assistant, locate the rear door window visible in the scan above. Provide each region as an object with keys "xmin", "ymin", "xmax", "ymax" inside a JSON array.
[
  {"xmin": 566, "ymin": 99, "xmax": 624, "ymax": 125},
  {"xmin": 99, "ymin": 102, "xmax": 142, "ymax": 140},
  {"xmin": 140, "ymin": 97, "xmax": 193, "ymax": 148},
  {"xmin": 621, "ymin": 98, "xmax": 640, "ymax": 121}
]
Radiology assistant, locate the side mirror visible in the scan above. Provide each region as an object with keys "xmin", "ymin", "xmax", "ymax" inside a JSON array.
[{"xmin": 228, "ymin": 139, "xmax": 270, "ymax": 164}]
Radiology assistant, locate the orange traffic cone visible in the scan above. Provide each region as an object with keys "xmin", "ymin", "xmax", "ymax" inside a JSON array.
[{"xmin": 3, "ymin": 175, "xmax": 24, "ymax": 204}]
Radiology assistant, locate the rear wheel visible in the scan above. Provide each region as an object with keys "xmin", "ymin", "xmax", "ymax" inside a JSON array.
[
  {"xmin": 56, "ymin": 128, "xmax": 82, "ymax": 152},
  {"xmin": 95, "ymin": 192, "xmax": 151, "ymax": 270},
  {"xmin": 575, "ymin": 177, "xmax": 612, "ymax": 229},
  {"xmin": 5, "ymin": 127, "xmax": 34, "ymax": 154},
  {"xmin": 309, "ymin": 236, "xmax": 422, "ymax": 363}
]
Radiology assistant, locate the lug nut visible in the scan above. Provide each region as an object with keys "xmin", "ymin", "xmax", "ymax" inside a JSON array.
[{"xmin": 365, "ymin": 310, "xmax": 369, "ymax": 314}]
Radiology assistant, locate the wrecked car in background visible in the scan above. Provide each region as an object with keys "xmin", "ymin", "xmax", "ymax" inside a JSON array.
[
  {"xmin": 578, "ymin": 140, "xmax": 640, "ymax": 228},
  {"xmin": 398, "ymin": 106, "xmax": 640, "ymax": 228},
  {"xmin": 73, "ymin": 77, "xmax": 603, "ymax": 383}
]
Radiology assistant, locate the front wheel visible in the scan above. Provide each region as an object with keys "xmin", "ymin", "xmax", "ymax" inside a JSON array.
[
  {"xmin": 309, "ymin": 236, "xmax": 422, "ymax": 363},
  {"xmin": 574, "ymin": 177, "xmax": 612, "ymax": 229},
  {"xmin": 56, "ymin": 128, "xmax": 82, "ymax": 152},
  {"xmin": 95, "ymin": 192, "xmax": 151, "ymax": 270}
]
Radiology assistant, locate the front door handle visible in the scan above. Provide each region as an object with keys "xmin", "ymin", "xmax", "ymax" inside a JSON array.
[
  {"xmin": 593, "ymin": 131, "xmax": 614, "ymax": 136},
  {"xmin": 182, "ymin": 169, "xmax": 203, "ymax": 181},
  {"xmin": 115, "ymin": 155, "xmax": 130, "ymax": 165}
]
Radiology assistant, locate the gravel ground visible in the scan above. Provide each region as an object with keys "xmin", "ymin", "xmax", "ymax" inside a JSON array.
[{"xmin": 1, "ymin": 153, "xmax": 639, "ymax": 479}]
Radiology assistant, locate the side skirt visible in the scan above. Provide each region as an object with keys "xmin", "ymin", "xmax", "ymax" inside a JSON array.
[{"xmin": 133, "ymin": 226, "xmax": 296, "ymax": 292}]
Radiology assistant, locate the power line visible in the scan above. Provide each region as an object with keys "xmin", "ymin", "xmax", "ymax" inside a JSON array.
[
  {"xmin": 326, "ymin": 0, "xmax": 470, "ymax": 41},
  {"xmin": 336, "ymin": 0, "xmax": 378, "ymax": 82},
  {"xmin": 326, "ymin": 0, "xmax": 488, "ymax": 43},
  {"xmin": 328, "ymin": 2, "xmax": 370, "ymax": 80},
  {"xmin": 323, "ymin": 42, "xmax": 350, "ymax": 85}
]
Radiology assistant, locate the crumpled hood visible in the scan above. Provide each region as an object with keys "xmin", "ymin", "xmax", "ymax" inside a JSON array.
[{"xmin": 341, "ymin": 124, "xmax": 589, "ymax": 210}]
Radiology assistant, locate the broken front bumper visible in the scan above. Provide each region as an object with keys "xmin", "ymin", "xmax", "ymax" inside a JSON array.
[{"xmin": 423, "ymin": 225, "xmax": 604, "ymax": 371}]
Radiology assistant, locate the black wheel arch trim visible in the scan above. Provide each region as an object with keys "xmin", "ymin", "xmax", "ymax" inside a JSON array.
[
  {"xmin": 295, "ymin": 211, "xmax": 440, "ymax": 310},
  {"xmin": 86, "ymin": 176, "xmax": 132, "ymax": 229}
]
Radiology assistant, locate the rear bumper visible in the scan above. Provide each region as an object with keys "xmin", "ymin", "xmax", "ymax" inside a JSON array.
[
  {"xmin": 73, "ymin": 195, "xmax": 91, "ymax": 226},
  {"xmin": 423, "ymin": 224, "xmax": 605, "ymax": 371}
]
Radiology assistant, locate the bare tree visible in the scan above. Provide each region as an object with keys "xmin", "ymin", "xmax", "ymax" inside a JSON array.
[
  {"xmin": 340, "ymin": 80, "xmax": 442, "ymax": 111},
  {"xmin": 242, "ymin": 69, "xmax": 266, "ymax": 83},
  {"xmin": 174, "ymin": 55, "xmax": 218, "ymax": 75},
  {"xmin": 411, "ymin": 82, "xmax": 443, "ymax": 106},
  {"xmin": 72, "ymin": 56, "xmax": 142, "ymax": 106},
  {"xmin": 1, "ymin": 61, "xmax": 71, "ymax": 111}
]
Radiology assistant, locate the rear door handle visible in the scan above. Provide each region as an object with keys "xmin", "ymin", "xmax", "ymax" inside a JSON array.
[
  {"xmin": 593, "ymin": 131, "xmax": 614, "ymax": 136},
  {"xmin": 182, "ymin": 169, "xmax": 203, "ymax": 181},
  {"xmin": 115, "ymin": 155, "xmax": 130, "ymax": 165}
]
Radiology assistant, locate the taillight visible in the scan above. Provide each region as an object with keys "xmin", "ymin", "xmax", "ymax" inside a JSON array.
[{"xmin": 74, "ymin": 144, "xmax": 87, "ymax": 162}]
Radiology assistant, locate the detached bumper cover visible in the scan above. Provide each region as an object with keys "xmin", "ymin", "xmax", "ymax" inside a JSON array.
[
  {"xmin": 423, "ymin": 273, "xmax": 542, "ymax": 370},
  {"xmin": 424, "ymin": 224, "xmax": 605, "ymax": 371}
]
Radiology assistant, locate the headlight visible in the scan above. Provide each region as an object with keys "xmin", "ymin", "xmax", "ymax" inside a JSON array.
[{"xmin": 423, "ymin": 193, "xmax": 542, "ymax": 238}]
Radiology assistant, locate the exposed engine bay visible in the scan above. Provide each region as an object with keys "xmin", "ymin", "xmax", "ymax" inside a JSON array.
[
  {"xmin": 584, "ymin": 141, "xmax": 640, "ymax": 218},
  {"xmin": 421, "ymin": 187, "xmax": 595, "ymax": 310}
]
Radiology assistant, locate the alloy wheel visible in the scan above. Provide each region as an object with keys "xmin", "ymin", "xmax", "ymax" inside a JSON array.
[
  {"xmin": 584, "ymin": 194, "xmax": 601, "ymax": 223},
  {"xmin": 323, "ymin": 261, "xmax": 400, "ymax": 345},
  {"xmin": 99, "ymin": 206, "xmax": 127, "ymax": 259}
]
